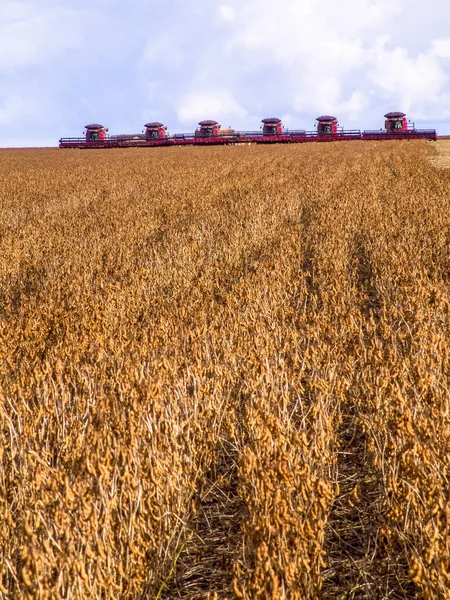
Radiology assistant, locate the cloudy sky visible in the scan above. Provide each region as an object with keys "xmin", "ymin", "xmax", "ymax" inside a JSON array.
[{"xmin": 1, "ymin": 0, "xmax": 450, "ymax": 147}]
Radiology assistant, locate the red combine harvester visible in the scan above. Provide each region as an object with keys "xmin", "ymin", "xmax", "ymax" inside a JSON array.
[
  {"xmin": 317, "ymin": 115, "xmax": 338, "ymax": 136},
  {"xmin": 195, "ymin": 120, "xmax": 221, "ymax": 138},
  {"xmin": 362, "ymin": 112, "xmax": 436, "ymax": 140},
  {"xmin": 59, "ymin": 112, "xmax": 437, "ymax": 149},
  {"xmin": 192, "ymin": 120, "xmax": 237, "ymax": 144},
  {"xmin": 145, "ymin": 122, "xmax": 167, "ymax": 140},
  {"xmin": 313, "ymin": 115, "xmax": 360, "ymax": 141},
  {"xmin": 85, "ymin": 124, "xmax": 108, "ymax": 143},
  {"xmin": 262, "ymin": 117, "xmax": 283, "ymax": 136},
  {"xmin": 85, "ymin": 124, "xmax": 107, "ymax": 141}
]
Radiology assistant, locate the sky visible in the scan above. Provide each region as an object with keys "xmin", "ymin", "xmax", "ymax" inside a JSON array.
[{"xmin": 1, "ymin": 0, "xmax": 450, "ymax": 147}]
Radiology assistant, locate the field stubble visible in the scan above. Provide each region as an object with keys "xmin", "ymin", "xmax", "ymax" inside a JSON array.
[{"xmin": 1, "ymin": 141, "xmax": 450, "ymax": 599}]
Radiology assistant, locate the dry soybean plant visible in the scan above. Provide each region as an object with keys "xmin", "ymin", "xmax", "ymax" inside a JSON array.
[{"xmin": 1, "ymin": 140, "xmax": 450, "ymax": 599}]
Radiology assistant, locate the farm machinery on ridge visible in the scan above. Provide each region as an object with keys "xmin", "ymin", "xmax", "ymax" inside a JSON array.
[{"xmin": 59, "ymin": 112, "xmax": 437, "ymax": 149}]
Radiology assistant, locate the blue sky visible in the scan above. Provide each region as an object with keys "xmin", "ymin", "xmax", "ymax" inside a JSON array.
[{"xmin": 1, "ymin": 0, "xmax": 450, "ymax": 147}]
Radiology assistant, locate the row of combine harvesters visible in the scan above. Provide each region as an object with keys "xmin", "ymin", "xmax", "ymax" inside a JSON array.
[{"xmin": 59, "ymin": 112, "xmax": 437, "ymax": 149}]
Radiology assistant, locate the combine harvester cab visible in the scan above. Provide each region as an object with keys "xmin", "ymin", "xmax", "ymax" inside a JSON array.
[
  {"xmin": 240, "ymin": 118, "xmax": 293, "ymax": 144},
  {"xmin": 317, "ymin": 115, "xmax": 338, "ymax": 136},
  {"xmin": 194, "ymin": 120, "xmax": 219, "ymax": 143},
  {"xmin": 195, "ymin": 120, "xmax": 220, "ymax": 138},
  {"xmin": 262, "ymin": 117, "xmax": 282, "ymax": 136},
  {"xmin": 85, "ymin": 124, "xmax": 108, "ymax": 142},
  {"xmin": 362, "ymin": 112, "xmax": 437, "ymax": 141},
  {"xmin": 260, "ymin": 118, "xmax": 291, "ymax": 143},
  {"xmin": 145, "ymin": 122, "xmax": 168, "ymax": 140},
  {"xmin": 143, "ymin": 122, "xmax": 174, "ymax": 146},
  {"xmin": 190, "ymin": 120, "xmax": 236, "ymax": 145},
  {"xmin": 59, "ymin": 123, "xmax": 112, "ymax": 148},
  {"xmin": 311, "ymin": 115, "xmax": 361, "ymax": 142},
  {"xmin": 189, "ymin": 119, "xmax": 236, "ymax": 146}
]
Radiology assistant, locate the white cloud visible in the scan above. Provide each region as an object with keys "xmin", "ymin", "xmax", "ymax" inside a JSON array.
[
  {"xmin": 159, "ymin": 0, "xmax": 449, "ymax": 128},
  {"xmin": 368, "ymin": 44, "xmax": 447, "ymax": 117},
  {"xmin": 176, "ymin": 90, "xmax": 247, "ymax": 125},
  {"xmin": 431, "ymin": 38, "xmax": 450, "ymax": 59},
  {"xmin": 218, "ymin": 5, "xmax": 236, "ymax": 21},
  {"xmin": 0, "ymin": 3, "xmax": 87, "ymax": 70},
  {"xmin": 337, "ymin": 91, "xmax": 370, "ymax": 121},
  {"xmin": 137, "ymin": 0, "xmax": 415, "ymax": 128}
]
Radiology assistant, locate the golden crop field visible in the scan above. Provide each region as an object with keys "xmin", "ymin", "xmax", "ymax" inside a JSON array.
[{"xmin": 1, "ymin": 140, "xmax": 450, "ymax": 599}]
